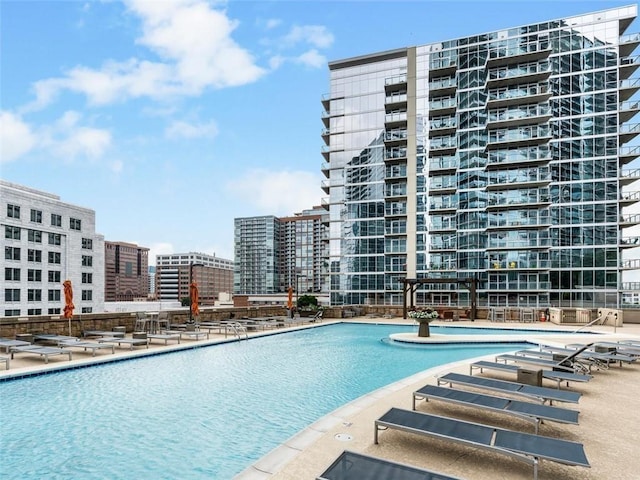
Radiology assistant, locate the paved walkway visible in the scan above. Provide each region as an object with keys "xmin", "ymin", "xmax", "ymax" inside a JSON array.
[{"xmin": 2, "ymin": 319, "xmax": 640, "ymax": 480}]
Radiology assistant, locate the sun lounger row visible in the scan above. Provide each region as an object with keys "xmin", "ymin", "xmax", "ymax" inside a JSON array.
[{"xmin": 470, "ymin": 360, "xmax": 593, "ymax": 388}]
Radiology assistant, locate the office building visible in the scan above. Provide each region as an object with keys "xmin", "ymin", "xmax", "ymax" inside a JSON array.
[
  {"xmin": 234, "ymin": 208, "xmax": 329, "ymax": 295},
  {"xmin": 1, "ymin": 180, "xmax": 105, "ymax": 316},
  {"xmin": 322, "ymin": 5, "xmax": 640, "ymax": 308},
  {"xmin": 155, "ymin": 252, "xmax": 233, "ymax": 305},
  {"xmin": 104, "ymin": 241, "xmax": 150, "ymax": 301}
]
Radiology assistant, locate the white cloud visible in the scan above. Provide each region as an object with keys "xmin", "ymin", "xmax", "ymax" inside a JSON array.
[
  {"xmin": 25, "ymin": 0, "xmax": 266, "ymax": 110},
  {"xmin": 283, "ymin": 25, "xmax": 334, "ymax": 49},
  {"xmin": 295, "ymin": 49, "xmax": 326, "ymax": 68},
  {"xmin": 269, "ymin": 55, "xmax": 286, "ymax": 70},
  {"xmin": 165, "ymin": 119, "xmax": 218, "ymax": 139},
  {"xmin": 265, "ymin": 18, "xmax": 282, "ymax": 29},
  {"xmin": 0, "ymin": 111, "xmax": 36, "ymax": 163},
  {"xmin": 226, "ymin": 169, "xmax": 323, "ymax": 215}
]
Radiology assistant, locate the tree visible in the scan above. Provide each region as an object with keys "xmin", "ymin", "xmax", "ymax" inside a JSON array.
[
  {"xmin": 181, "ymin": 297, "xmax": 191, "ymax": 307},
  {"xmin": 297, "ymin": 294, "xmax": 318, "ymax": 309}
]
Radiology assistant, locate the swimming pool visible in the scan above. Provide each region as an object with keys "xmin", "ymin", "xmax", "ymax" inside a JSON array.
[{"xmin": 0, "ymin": 323, "xmax": 532, "ymax": 479}]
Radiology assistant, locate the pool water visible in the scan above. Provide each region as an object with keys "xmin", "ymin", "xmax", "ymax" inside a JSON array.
[{"xmin": 0, "ymin": 323, "xmax": 532, "ymax": 479}]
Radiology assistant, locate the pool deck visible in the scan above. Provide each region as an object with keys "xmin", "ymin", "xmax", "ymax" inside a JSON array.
[{"xmin": 3, "ymin": 318, "xmax": 640, "ymax": 480}]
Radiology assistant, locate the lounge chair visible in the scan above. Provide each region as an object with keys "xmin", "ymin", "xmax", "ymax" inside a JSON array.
[
  {"xmin": 57, "ymin": 339, "xmax": 116, "ymax": 356},
  {"xmin": 147, "ymin": 333, "xmax": 181, "ymax": 345},
  {"xmin": 437, "ymin": 372, "xmax": 581, "ymax": 405},
  {"xmin": 375, "ymin": 408, "xmax": 589, "ymax": 480},
  {"xmin": 97, "ymin": 337, "xmax": 149, "ymax": 350},
  {"xmin": 0, "ymin": 338, "xmax": 31, "ymax": 353},
  {"xmin": 316, "ymin": 450, "xmax": 462, "ymax": 480},
  {"xmin": 470, "ymin": 360, "xmax": 592, "ymax": 388},
  {"xmin": 413, "ymin": 384, "xmax": 579, "ymax": 434},
  {"xmin": 0, "ymin": 355, "xmax": 9, "ymax": 370},
  {"xmin": 495, "ymin": 343, "xmax": 595, "ymax": 374},
  {"xmin": 540, "ymin": 345, "xmax": 637, "ymax": 368},
  {"xmin": 33, "ymin": 334, "xmax": 78, "ymax": 344},
  {"xmin": 83, "ymin": 330, "xmax": 125, "ymax": 338},
  {"xmin": 10, "ymin": 345, "xmax": 73, "ymax": 363}
]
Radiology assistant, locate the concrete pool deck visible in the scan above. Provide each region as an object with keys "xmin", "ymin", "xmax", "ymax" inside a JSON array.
[{"xmin": 2, "ymin": 318, "xmax": 640, "ymax": 480}]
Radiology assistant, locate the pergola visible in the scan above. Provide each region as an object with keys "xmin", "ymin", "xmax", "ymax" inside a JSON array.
[{"xmin": 402, "ymin": 277, "xmax": 478, "ymax": 321}]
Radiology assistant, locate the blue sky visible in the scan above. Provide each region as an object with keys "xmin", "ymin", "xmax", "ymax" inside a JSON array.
[{"xmin": 1, "ymin": 0, "xmax": 634, "ymax": 264}]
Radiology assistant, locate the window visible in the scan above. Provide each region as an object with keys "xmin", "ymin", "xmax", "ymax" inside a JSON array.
[
  {"xmin": 51, "ymin": 213, "xmax": 62, "ymax": 227},
  {"xmin": 28, "ymin": 229, "xmax": 42, "ymax": 243},
  {"xmin": 5, "ymin": 289, "xmax": 20, "ymax": 302},
  {"xmin": 4, "ymin": 309, "xmax": 20, "ymax": 317},
  {"xmin": 81, "ymin": 307, "xmax": 93, "ymax": 313},
  {"xmin": 30, "ymin": 209, "xmax": 42, "ymax": 223},
  {"xmin": 82, "ymin": 255, "xmax": 93, "ymax": 267},
  {"xmin": 82, "ymin": 272, "xmax": 93, "ymax": 284},
  {"xmin": 70, "ymin": 218, "xmax": 82, "ymax": 230},
  {"xmin": 27, "ymin": 308, "xmax": 42, "ymax": 315},
  {"xmin": 5, "ymin": 246, "xmax": 20, "ymax": 261},
  {"xmin": 28, "ymin": 249, "xmax": 42, "ymax": 263},
  {"xmin": 48, "ymin": 233, "xmax": 62, "ymax": 245},
  {"xmin": 5, "ymin": 226, "xmax": 21, "ymax": 240},
  {"xmin": 82, "ymin": 238, "xmax": 93, "ymax": 250},
  {"xmin": 27, "ymin": 269, "xmax": 42, "ymax": 282},
  {"xmin": 48, "ymin": 270, "xmax": 61, "ymax": 283},
  {"xmin": 48, "ymin": 251, "xmax": 61, "ymax": 264},
  {"xmin": 27, "ymin": 289, "xmax": 42, "ymax": 301},
  {"xmin": 82, "ymin": 289, "xmax": 93, "ymax": 301},
  {"xmin": 48, "ymin": 289, "xmax": 61, "ymax": 301},
  {"xmin": 5, "ymin": 268, "xmax": 20, "ymax": 281},
  {"xmin": 7, "ymin": 204, "xmax": 20, "ymax": 218},
  {"xmin": 47, "ymin": 308, "xmax": 61, "ymax": 315}
]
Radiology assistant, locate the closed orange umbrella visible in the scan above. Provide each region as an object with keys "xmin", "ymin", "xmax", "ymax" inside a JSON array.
[
  {"xmin": 287, "ymin": 285, "xmax": 293, "ymax": 310},
  {"xmin": 63, "ymin": 280, "xmax": 74, "ymax": 335},
  {"xmin": 190, "ymin": 282, "xmax": 199, "ymax": 318}
]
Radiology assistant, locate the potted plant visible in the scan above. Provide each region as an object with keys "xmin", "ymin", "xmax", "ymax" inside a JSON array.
[{"xmin": 408, "ymin": 308, "xmax": 439, "ymax": 337}]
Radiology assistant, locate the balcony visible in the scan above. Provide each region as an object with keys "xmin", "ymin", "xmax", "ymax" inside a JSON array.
[
  {"xmin": 321, "ymin": 92, "xmax": 331, "ymax": 110},
  {"xmin": 486, "ymin": 43, "xmax": 551, "ymax": 68},
  {"xmin": 428, "ymin": 58, "xmax": 457, "ymax": 77},
  {"xmin": 428, "ymin": 97, "xmax": 456, "ymax": 117},
  {"xmin": 384, "ymin": 129, "xmax": 408, "ymax": 147},
  {"xmin": 429, "ymin": 198, "xmax": 458, "ymax": 212},
  {"xmin": 429, "ymin": 136, "xmax": 457, "ymax": 155},
  {"xmin": 620, "ymin": 145, "xmax": 640, "ymax": 165},
  {"xmin": 428, "ymin": 76, "xmax": 457, "ymax": 97},
  {"xmin": 620, "ymin": 78, "xmax": 640, "ymax": 102},
  {"xmin": 429, "ymin": 220, "xmax": 456, "ymax": 232},
  {"xmin": 619, "ymin": 99, "xmax": 640, "ymax": 123},
  {"xmin": 385, "ymin": 92, "xmax": 407, "ymax": 108},
  {"xmin": 620, "ymin": 168, "xmax": 640, "ymax": 186},
  {"xmin": 486, "ymin": 191, "xmax": 551, "ymax": 211},
  {"xmin": 385, "ymin": 204, "xmax": 407, "ymax": 217},
  {"xmin": 429, "ymin": 117, "xmax": 457, "ymax": 136},
  {"xmin": 429, "ymin": 155, "xmax": 458, "ymax": 173},
  {"xmin": 486, "ymin": 104, "xmax": 551, "ymax": 129},
  {"xmin": 620, "ymin": 236, "xmax": 640, "ymax": 248},
  {"xmin": 486, "ymin": 62, "xmax": 551, "ymax": 88},
  {"xmin": 385, "ymin": 111, "xmax": 407, "ymax": 128},
  {"xmin": 620, "ymin": 191, "xmax": 640, "ymax": 207},
  {"xmin": 429, "ymin": 242, "xmax": 457, "ymax": 252},
  {"xmin": 429, "ymin": 180, "xmax": 457, "ymax": 194},
  {"xmin": 619, "ymin": 32, "xmax": 640, "ymax": 58},
  {"xmin": 321, "ymin": 161, "xmax": 330, "ymax": 178},
  {"xmin": 385, "ymin": 184, "xmax": 408, "ymax": 199},
  {"xmin": 619, "ymin": 123, "xmax": 640, "ymax": 144},
  {"xmin": 486, "ymin": 169, "xmax": 551, "ymax": 190},
  {"xmin": 486, "ymin": 125, "xmax": 552, "ymax": 150},
  {"xmin": 385, "ymin": 74, "xmax": 407, "ymax": 90},
  {"xmin": 620, "ymin": 55, "xmax": 640, "ymax": 79},
  {"xmin": 385, "ymin": 147, "xmax": 407, "ymax": 162},
  {"xmin": 321, "ymin": 179, "xmax": 330, "ymax": 194},
  {"xmin": 487, "ymin": 84, "xmax": 551, "ymax": 109}
]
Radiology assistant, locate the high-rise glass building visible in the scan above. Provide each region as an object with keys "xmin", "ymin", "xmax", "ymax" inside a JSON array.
[{"xmin": 322, "ymin": 5, "xmax": 640, "ymax": 308}]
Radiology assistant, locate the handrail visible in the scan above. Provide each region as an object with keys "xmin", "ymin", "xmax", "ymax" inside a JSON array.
[{"xmin": 573, "ymin": 313, "xmax": 607, "ymax": 333}]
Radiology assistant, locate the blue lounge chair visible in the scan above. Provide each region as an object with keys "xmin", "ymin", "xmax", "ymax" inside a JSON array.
[
  {"xmin": 413, "ymin": 384, "xmax": 579, "ymax": 433},
  {"xmin": 317, "ymin": 450, "xmax": 461, "ymax": 480},
  {"xmin": 375, "ymin": 408, "xmax": 589, "ymax": 480}
]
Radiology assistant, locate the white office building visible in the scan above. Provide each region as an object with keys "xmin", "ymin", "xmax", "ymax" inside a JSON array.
[{"xmin": 1, "ymin": 180, "xmax": 105, "ymax": 316}]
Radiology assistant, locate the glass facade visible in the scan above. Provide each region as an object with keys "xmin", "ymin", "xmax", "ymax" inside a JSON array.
[{"xmin": 323, "ymin": 6, "xmax": 640, "ymax": 308}]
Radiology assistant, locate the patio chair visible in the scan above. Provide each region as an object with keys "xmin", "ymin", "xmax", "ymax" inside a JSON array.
[
  {"xmin": 10, "ymin": 345, "xmax": 73, "ymax": 364},
  {"xmin": 134, "ymin": 312, "xmax": 148, "ymax": 332},
  {"xmin": 375, "ymin": 408, "xmax": 589, "ymax": 480},
  {"xmin": 436, "ymin": 372, "xmax": 581, "ymax": 405},
  {"xmin": 412, "ymin": 384, "xmax": 579, "ymax": 434},
  {"xmin": 495, "ymin": 343, "xmax": 595, "ymax": 375},
  {"xmin": 0, "ymin": 355, "xmax": 9, "ymax": 370},
  {"xmin": 316, "ymin": 450, "xmax": 462, "ymax": 480},
  {"xmin": 0, "ymin": 338, "xmax": 31, "ymax": 353}
]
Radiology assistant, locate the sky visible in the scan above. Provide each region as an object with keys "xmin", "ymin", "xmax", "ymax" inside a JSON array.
[{"xmin": 1, "ymin": 0, "xmax": 636, "ymax": 265}]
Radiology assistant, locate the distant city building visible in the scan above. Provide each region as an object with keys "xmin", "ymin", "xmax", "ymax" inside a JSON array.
[
  {"xmin": 155, "ymin": 252, "xmax": 233, "ymax": 305},
  {"xmin": 234, "ymin": 207, "xmax": 329, "ymax": 296},
  {"xmin": 148, "ymin": 265, "xmax": 156, "ymax": 296},
  {"xmin": 322, "ymin": 5, "xmax": 640, "ymax": 308},
  {"xmin": 104, "ymin": 241, "xmax": 149, "ymax": 301},
  {"xmin": 1, "ymin": 180, "xmax": 105, "ymax": 316}
]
